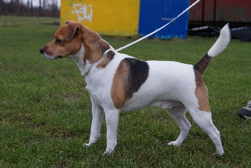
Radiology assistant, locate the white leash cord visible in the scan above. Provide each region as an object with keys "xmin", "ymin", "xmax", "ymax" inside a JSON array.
[{"xmin": 115, "ymin": 0, "xmax": 200, "ymax": 52}]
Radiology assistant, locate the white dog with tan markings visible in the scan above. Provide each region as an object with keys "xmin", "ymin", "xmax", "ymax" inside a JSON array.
[{"xmin": 40, "ymin": 21, "xmax": 230, "ymax": 155}]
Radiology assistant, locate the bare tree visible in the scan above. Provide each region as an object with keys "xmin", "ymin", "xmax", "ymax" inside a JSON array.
[
  {"xmin": 30, "ymin": 0, "xmax": 33, "ymax": 16},
  {"xmin": 9, "ymin": 0, "xmax": 14, "ymax": 13},
  {"xmin": 43, "ymin": 0, "xmax": 47, "ymax": 9},
  {"xmin": 51, "ymin": 0, "xmax": 59, "ymax": 16},
  {"xmin": 26, "ymin": 0, "xmax": 29, "ymax": 15},
  {"xmin": 1, "ymin": 0, "xmax": 59, "ymax": 17},
  {"xmin": 39, "ymin": 0, "xmax": 43, "ymax": 16},
  {"xmin": 15, "ymin": 0, "xmax": 20, "ymax": 15},
  {"xmin": 0, "ymin": 0, "xmax": 3, "ymax": 14}
]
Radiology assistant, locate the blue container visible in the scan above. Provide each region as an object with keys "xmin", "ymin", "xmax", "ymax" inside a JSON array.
[{"xmin": 138, "ymin": 0, "xmax": 190, "ymax": 39}]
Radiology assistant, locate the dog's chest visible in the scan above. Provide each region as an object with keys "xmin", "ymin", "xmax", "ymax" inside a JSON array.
[
  {"xmin": 91, "ymin": 93, "xmax": 101, "ymax": 106},
  {"xmin": 85, "ymin": 73, "xmax": 114, "ymax": 107},
  {"xmin": 85, "ymin": 84, "xmax": 102, "ymax": 105}
]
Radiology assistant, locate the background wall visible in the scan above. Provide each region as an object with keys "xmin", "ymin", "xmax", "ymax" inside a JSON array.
[
  {"xmin": 60, "ymin": 0, "xmax": 140, "ymax": 36},
  {"xmin": 189, "ymin": 0, "xmax": 251, "ymax": 26},
  {"xmin": 60, "ymin": 0, "xmax": 189, "ymax": 39},
  {"xmin": 138, "ymin": 0, "xmax": 189, "ymax": 39}
]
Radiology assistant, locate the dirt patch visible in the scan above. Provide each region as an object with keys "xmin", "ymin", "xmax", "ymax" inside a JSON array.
[
  {"xmin": 47, "ymin": 128, "xmax": 75, "ymax": 140},
  {"xmin": 149, "ymin": 113, "xmax": 169, "ymax": 122},
  {"xmin": 58, "ymin": 161, "xmax": 67, "ymax": 168},
  {"xmin": 6, "ymin": 112, "xmax": 46, "ymax": 129},
  {"xmin": 27, "ymin": 122, "xmax": 46, "ymax": 129}
]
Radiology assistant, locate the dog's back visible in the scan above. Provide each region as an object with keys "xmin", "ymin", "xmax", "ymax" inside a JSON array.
[{"xmin": 121, "ymin": 24, "xmax": 231, "ymax": 112}]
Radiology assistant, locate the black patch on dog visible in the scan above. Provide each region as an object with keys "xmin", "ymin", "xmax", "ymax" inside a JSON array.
[
  {"xmin": 194, "ymin": 54, "xmax": 213, "ymax": 75},
  {"xmin": 106, "ymin": 50, "xmax": 115, "ymax": 61},
  {"xmin": 96, "ymin": 50, "xmax": 115, "ymax": 68},
  {"xmin": 124, "ymin": 58, "xmax": 149, "ymax": 97}
]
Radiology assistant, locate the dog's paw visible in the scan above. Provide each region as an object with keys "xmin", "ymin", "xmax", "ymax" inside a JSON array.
[
  {"xmin": 82, "ymin": 143, "xmax": 92, "ymax": 147},
  {"xmin": 83, "ymin": 139, "xmax": 99, "ymax": 147},
  {"xmin": 103, "ymin": 148, "xmax": 115, "ymax": 155},
  {"xmin": 168, "ymin": 141, "xmax": 181, "ymax": 146},
  {"xmin": 213, "ymin": 151, "xmax": 224, "ymax": 157}
]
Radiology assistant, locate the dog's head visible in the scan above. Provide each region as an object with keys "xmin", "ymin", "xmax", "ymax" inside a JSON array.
[
  {"xmin": 40, "ymin": 21, "xmax": 83, "ymax": 59},
  {"xmin": 40, "ymin": 21, "xmax": 110, "ymax": 63}
]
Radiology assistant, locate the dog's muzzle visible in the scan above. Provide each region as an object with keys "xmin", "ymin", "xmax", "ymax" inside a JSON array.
[{"xmin": 39, "ymin": 47, "xmax": 63, "ymax": 59}]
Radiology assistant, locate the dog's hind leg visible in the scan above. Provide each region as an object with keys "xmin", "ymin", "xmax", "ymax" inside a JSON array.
[
  {"xmin": 167, "ymin": 106, "xmax": 191, "ymax": 146},
  {"xmin": 187, "ymin": 107, "xmax": 224, "ymax": 156}
]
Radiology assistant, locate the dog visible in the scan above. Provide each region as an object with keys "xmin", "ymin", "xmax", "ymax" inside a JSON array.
[{"xmin": 40, "ymin": 21, "xmax": 230, "ymax": 155}]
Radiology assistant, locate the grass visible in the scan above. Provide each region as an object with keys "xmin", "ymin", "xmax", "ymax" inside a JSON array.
[{"xmin": 0, "ymin": 16, "xmax": 250, "ymax": 167}]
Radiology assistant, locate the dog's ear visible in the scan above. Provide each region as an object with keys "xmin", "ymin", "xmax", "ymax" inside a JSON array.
[{"xmin": 65, "ymin": 23, "xmax": 80, "ymax": 42}]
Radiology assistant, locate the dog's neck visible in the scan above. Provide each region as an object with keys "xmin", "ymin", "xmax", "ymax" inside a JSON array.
[
  {"xmin": 69, "ymin": 43, "xmax": 116, "ymax": 76},
  {"xmin": 69, "ymin": 45, "xmax": 93, "ymax": 76}
]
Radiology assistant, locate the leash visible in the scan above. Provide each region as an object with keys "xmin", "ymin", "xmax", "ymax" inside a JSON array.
[{"xmin": 115, "ymin": 0, "xmax": 200, "ymax": 52}]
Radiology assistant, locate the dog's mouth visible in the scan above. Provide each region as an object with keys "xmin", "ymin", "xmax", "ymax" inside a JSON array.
[
  {"xmin": 41, "ymin": 53, "xmax": 56, "ymax": 60},
  {"xmin": 55, "ymin": 55, "xmax": 63, "ymax": 59},
  {"xmin": 41, "ymin": 53, "xmax": 63, "ymax": 60},
  {"xmin": 40, "ymin": 47, "xmax": 63, "ymax": 60}
]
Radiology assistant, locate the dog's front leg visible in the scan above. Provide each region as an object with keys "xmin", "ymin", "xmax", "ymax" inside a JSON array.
[
  {"xmin": 103, "ymin": 109, "xmax": 120, "ymax": 154},
  {"xmin": 83, "ymin": 97, "xmax": 104, "ymax": 147}
]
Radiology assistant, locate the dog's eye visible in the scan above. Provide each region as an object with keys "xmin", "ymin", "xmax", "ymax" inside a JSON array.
[{"xmin": 56, "ymin": 38, "xmax": 62, "ymax": 44}]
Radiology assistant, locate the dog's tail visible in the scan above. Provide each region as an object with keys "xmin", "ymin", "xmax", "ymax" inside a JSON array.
[{"xmin": 194, "ymin": 24, "xmax": 230, "ymax": 75}]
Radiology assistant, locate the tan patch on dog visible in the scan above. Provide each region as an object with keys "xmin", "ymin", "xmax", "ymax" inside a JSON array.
[
  {"xmin": 194, "ymin": 70, "xmax": 211, "ymax": 112},
  {"xmin": 81, "ymin": 26, "xmax": 110, "ymax": 64},
  {"xmin": 41, "ymin": 21, "xmax": 110, "ymax": 63},
  {"xmin": 111, "ymin": 61, "xmax": 130, "ymax": 110}
]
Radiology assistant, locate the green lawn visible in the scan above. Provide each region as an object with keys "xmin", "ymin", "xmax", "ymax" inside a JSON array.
[{"xmin": 0, "ymin": 16, "xmax": 250, "ymax": 167}]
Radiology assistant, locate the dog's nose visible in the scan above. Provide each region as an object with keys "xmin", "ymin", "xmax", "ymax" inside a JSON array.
[{"xmin": 39, "ymin": 47, "xmax": 45, "ymax": 54}]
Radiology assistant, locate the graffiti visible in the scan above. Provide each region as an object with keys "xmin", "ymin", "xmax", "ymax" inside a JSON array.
[{"xmin": 72, "ymin": 3, "xmax": 93, "ymax": 22}]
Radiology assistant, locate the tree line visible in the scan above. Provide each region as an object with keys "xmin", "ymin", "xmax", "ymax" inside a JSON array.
[{"xmin": 0, "ymin": 0, "xmax": 60, "ymax": 17}]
